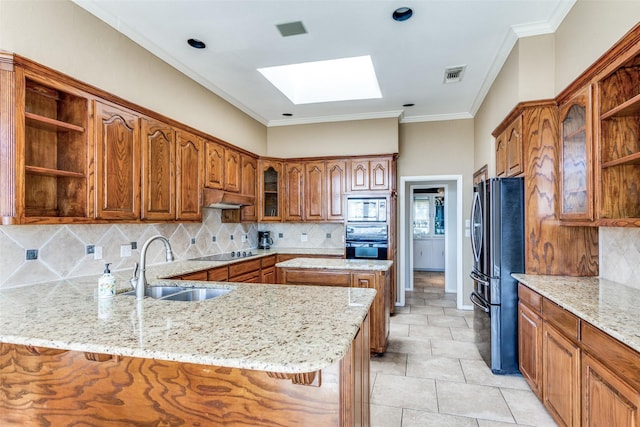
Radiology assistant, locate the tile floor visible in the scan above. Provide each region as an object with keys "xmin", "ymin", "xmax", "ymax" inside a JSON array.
[{"xmin": 370, "ymin": 271, "xmax": 557, "ymax": 427}]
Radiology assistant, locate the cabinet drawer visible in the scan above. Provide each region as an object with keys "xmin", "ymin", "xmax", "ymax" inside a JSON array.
[
  {"xmin": 181, "ymin": 270, "xmax": 207, "ymax": 281},
  {"xmin": 518, "ymin": 283, "xmax": 542, "ymax": 312},
  {"xmin": 281, "ymin": 269, "xmax": 351, "ymax": 287},
  {"xmin": 228, "ymin": 258, "xmax": 261, "ymax": 278},
  {"xmin": 207, "ymin": 267, "xmax": 228, "ymax": 282},
  {"xmin": 582, "ymin": 322, "xmax": 640, "ymax": 391},
  {"xmin": 230, "ymin": 271, "xmax": 260, "ymax": 283},
  {"xmin": 261, "ymin": 255, "xmax": 276, "ymax": 268},
  {"xmin": 542, "ymin": 298, "xmax": 579, "ymax": 341}
]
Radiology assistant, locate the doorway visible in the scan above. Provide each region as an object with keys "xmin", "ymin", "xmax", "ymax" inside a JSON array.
[{"xmin": 397, "ymin": 175, "xmax": 464, "ymax": 308}]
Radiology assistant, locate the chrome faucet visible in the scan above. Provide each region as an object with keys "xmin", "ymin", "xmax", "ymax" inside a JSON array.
[{"xmin": 133, "ymin": 235, "xmax": 174, "ymax": 300}]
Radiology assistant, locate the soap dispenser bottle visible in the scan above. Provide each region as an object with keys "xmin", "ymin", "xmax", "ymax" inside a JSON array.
[{"xmin": 98, "ymin": 263, "xmax": 116, "ymax": 299}]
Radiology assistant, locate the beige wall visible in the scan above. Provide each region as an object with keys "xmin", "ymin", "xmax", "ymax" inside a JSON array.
[
  {"xmin": 0, "ymin": 0, "xmax": 267, "ymax": 154},
  {"xmin": 554, "ymin": 0, "xmax": 640, "ymax": 94},
  {"xmin": 398, "ymin": 119, "xmax": 475, "ymax": 301},
  {"xmin": 266, "ymin": 117, "xmax": 398, "ymax": 158}
]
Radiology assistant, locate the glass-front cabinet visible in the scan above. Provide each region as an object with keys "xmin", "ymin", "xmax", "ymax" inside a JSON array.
[
  {"xmin": 559, "ymin": 85, "xmax": 594, "ymax": 223},
  {"xmin": 259, "ymin": 160, "xmax": 282, "ymax": 222}
]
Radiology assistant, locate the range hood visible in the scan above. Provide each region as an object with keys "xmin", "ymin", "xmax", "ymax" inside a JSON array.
[{"xmin": 203, "ymin": 188, "xmax": 255, "ymax": 209}]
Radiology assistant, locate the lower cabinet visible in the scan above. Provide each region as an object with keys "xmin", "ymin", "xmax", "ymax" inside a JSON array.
[
  {"xmin": 278, "ymin": 266, "xmax": 390, "ymax": 354},
  {"xmin": 518, "ymin": 283, "xmax": 640, "ymax": 427},
  {"xmin": 542, "ymin": 322, "xmax": 580, "ymax": 427}
]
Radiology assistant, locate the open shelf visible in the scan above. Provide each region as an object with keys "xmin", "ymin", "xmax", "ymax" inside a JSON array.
[
  {"xmin": 600, "ymin": 151, "xmax": 640, "ymax": 168},
  {"xmin": 601, "ymin": 93, "xmax": 640, "ymax": 120},
  {"xmin": 25, "ymin": 165, "xmax": 85, "ymax": 178},
  {"xmin": 25, "ymin": 112, "xmax": 85, "ymax": 133}
]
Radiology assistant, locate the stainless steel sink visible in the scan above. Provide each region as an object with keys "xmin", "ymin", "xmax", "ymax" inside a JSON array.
[
  {"xmin": 161, "ymin": 288, "xmax": 232, "ymax": 301},
  {"xmin": 122, "ymin": 286, "xmax": 232, "ymax": 301}
]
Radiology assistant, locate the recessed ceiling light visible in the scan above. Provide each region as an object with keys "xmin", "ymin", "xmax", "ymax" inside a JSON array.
[
  {"xmin": 392, "ymin": 7, "xmax": 413, "ymax": 22},
  {"xmin": 187, "ymin": 38, "xmax": 206, "ymax": 49},
  {"xmin": 403, "ymin": 103, "xmax": 415, "ymax": 107},
  {"xmin": 258, "ymin": 55, "xmax": 382, "ymax": 105}
]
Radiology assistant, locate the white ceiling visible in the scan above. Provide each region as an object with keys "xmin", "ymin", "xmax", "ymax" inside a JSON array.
[{"xmin": 74, "ymin": 0, "xmax": 575, "ymax": 127}]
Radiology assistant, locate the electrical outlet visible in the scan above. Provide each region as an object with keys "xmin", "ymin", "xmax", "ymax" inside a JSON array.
[
  {"xmin": 191, "ymin": 237, "xmax": 196, "ymax": 244},
  {"xmin": 86, "ymin": 245, "xmax": 95, "ymax": 255},
  {"xmin": 241, "ymin": 234, "xmax": 247, "ymax": 243},
  {"xmin": 212, "ymin": 236, "xmax": 216, "ymax": 242},
  {"xmin": 94, "ymin": 246, "xmax": 103, "ymax": 260},
  {"xmin": 326, "ymin": 233, "xmax": 331, "ymax": 239},
  {"xmin": 130, "ymin": 241, "xmax": 137, "ymax": 250},
  {"xmin": 278, "ymin": 233, "xmax": 283, "ymax": 238},
  {"xmin": 120, "ymin": 244, "xmax": 132, "ymax": 257},
  {"xmin": 301, "ymin": 233, "xmax": 308, "ymax": 242},
  {"xmin": 230, "ymin": 235, "xmax": 234, "ymax": 240},
  {"xmin": 25, "ymin": 249, "xmax": 38, "ymax": 260}
]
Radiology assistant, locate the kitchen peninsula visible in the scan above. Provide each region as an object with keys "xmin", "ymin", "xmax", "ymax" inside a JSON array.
[
  {"xmin": 276, "ymin": 257, "xmax": 393, "ymax": 354},
  {"xmin": 0, "ymin": 258, "xmax": 375, "ymax": 426}
]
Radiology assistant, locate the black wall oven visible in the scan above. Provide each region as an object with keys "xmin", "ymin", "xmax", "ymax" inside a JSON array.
[{"xmin": 345, "ymin": 223, "xmax": 388, "ymax": 260}]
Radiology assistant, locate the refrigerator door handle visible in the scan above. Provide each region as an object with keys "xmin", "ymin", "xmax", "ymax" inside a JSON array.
[
  {"xmin": 470, "ymin": 190, "xmax": 483, "ymax": 263},
  {"xmin": 470, "ymin": 291, "xmax": 490, "ymax": 313},
  {"xmin": 470, "ymin": 270, "xmax": 490, "ymax": 287}
]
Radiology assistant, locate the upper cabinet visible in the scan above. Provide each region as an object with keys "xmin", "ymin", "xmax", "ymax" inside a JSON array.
[
  {"xmin": 8, "ymin": 67, "xmax": 93, "ymax": 224},
  {"xmin": 494, "ymin": 115, "xmax": 523, "ymax": 178},
  {"xmin": 175, "ymin": 130, "xmax": 203, "ymax": 221},
  {"xmin": 240, "ymin": 155, "xmax": 258, "ymax": 222},
  {"xmin": 95, "ymin": 101, "xmax": 140, "ymax": 220},
  {"xmin": 283, "ymin": 162, "xmax": 304, "ymax": 222},
  {"xmin": 326, "ymin": 160, "xmax": 347, "ymax": 222},
  {"xmin": 349, "ymin": 157, "xmax": 392, "ymax": 192},
  {"xmin": 259, "ymin": 160, "xmax": 282, "ymax": 222},
  {"xmin": 559, "ymin": 85, "xmax": 594, "ymax": 223},
  {"xmin": 204, "ymin": 140, "xmax": 225, "ymax": 190},
  {"xmin": 304, "ymin": 161, "xmax": 326, "ymax": 222},
  {"xmin": 596, "ymin": 50, "xmax": 640, "ymax": 226},
  {"xmin": 141, "ymin": 117, "xmax": 175, "ymax": 221},
  {"xmin": 224, "ymin": 149, "xmax": 241, "ymax": 193}
]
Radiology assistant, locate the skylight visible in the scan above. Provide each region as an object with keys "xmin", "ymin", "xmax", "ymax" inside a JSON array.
[{"xmin": 257, "ymin": 55, "xmax": 382, "ymax": 105}]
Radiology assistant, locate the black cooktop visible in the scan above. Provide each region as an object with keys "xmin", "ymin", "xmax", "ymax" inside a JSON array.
[{"xmin": 190, "ymin": 251, "xmax": 256, "ymax": 261}]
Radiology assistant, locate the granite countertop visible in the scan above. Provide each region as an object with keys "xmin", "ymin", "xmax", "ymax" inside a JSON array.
[
  {"xmin": 276, "ymin": 257, "xmax": 393, "ymax": 271},
  {"xmin": 513, "ymin": 274, "xmax": 640, "ymax": 353},
  {"xmin": 0, "ymin": 247, "xmax": 374, "ymax": 374}
]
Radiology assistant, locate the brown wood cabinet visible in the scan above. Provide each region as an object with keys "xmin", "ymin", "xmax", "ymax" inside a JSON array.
[
  {"xmin": 518, "ymin": 298, "xmax": 543, "ymax": 398},
  {"xmin": 141, "ymin": 117, "xmax": 175, "ymax": 221},
  {"xmin": 175, "ymin": 130, "xmax": 203, "ymax": 221},
  {"xmin": 284, "ymin": 162, "xmax": 304, "ymax": 222},
  {"xmin": 495, "ymin": 102, "xmax": 599, "ymax": 276},
  {"xmin": 559, "ymin": 85, "xmax": 594, "ymax": 223},
  {"xmin": 326, "ymin": 160, "xmax": 347, "ymax": 221},
  {"xmin": 495, "ymin": 115, "xmax": 523, "ymax": 178},
  {"xmin": 304, "ymin": 161, "xmax": 326, "ymax": 221},
  {"xmin": 260, "ymin": 255, "xmax": 277, "ymax": 284},
  {"xmin": 95, "ymin": 101, "xmax": 140, "ymax": 220},
  {"xmin": 542, "ymin": 321, "xmax": 580, "ymax": 427},
  {"xmin": 204, "ymin": 139, "xmax": 224, "ymax": 189},
  {"xmin": 240, "ymin": 155, "xmax": 258, "ymax": 221},
  {"xmin": 349, "ymin": 157, "xmax": 391, "ymax": 192},
  {"xmin": 259, "ymin": 159, "xmax": 283, "ymax": 222},
  {"xmin": 0, "ymin": 317, "xmax": 370, "ymax": 426},
  {"xmin": 519, "ymin": 283, "xmax": 640, "ymax": 427},
  {"xmin": 277, "ymin": 266, "xmax": 390, "ymax": 354},
  {"xmin": 224, "ymin": 149, "xmax": 241, "ymax": 193}
]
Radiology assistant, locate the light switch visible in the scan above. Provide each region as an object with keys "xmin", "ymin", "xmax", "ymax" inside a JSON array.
[
  {"xmin": 94, "ymin": 246, "xmax": 103, "ymax": 260},
  {"xmin": 120, "ymin": 244, "xmax": 132, "ymax": 257}
]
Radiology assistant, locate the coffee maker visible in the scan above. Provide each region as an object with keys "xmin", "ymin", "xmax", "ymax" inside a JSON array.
[{"xmin": 258, "ymin": 231, "xmax": 273, "ymax": 249}]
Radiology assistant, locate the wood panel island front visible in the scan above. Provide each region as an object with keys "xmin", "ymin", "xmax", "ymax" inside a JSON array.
[{"xmin": 0, "ymin": 259, "xmax": 375, "ymax": 426}]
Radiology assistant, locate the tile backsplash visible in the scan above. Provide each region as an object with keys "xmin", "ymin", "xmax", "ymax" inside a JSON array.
[
  {"xmin": 599, "ymin": 227, "xmax": 640, "ymax": 288},
  {"xmin": 258, "ymin": 223, "xmax": 345, "ymax": 249},
  {"xmin": 0, "ymin": 208, "xmax": 256, "ymax": 289}
]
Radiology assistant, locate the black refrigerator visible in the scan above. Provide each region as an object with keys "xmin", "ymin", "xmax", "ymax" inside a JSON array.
[{"xmin": 470, "ymin": 177, "xmax": 524, "ymax": 375}]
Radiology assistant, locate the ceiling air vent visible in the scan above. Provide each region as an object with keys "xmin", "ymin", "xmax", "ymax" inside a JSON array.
[{"xmin": 443, "ymin": 65, "xmax": 466, "ymax": 84}]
